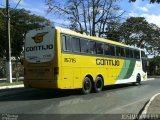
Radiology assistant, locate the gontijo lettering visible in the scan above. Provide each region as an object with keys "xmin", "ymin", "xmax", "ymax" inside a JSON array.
[
  {"xmin": 96, "ymin": 58, "xmax": 120, "ymax": 66},
  {"xmin": 25, "ymin": 44, "xmax": 53, "ymax": 52}
]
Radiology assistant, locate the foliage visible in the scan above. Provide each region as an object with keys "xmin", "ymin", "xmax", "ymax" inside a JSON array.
[
  {"xmin": 108, "ymin": 17, "xmax": 160, "ymax": 55},
  {"xmin": 45, "ymin": 0, "xmax": 125, "ymax": 36},
  {"xmin": 0, "ymin": 8, "xmax": 52, "ymax": 62},
  {"xmin": 0, "ymin": 12, "xmax": 6, "ymax": 58},
  {"xmin": 148, "ymin": 56, "xmax": 160, "ymax": 75},
  {"xmin": 0, "ymin": 58, "xmax": 6, "ymax": 78},
  {"xmin": 119, "ymin": 17, "xmax": 152, "ymax": 46},
  {"xmin": 105, "ymin": 21, "xmax": 121, "ymax": 42}
]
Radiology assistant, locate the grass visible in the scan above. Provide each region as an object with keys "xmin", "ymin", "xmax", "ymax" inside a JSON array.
[{"xmin": 0, "ymin": 81, "xmax": 23, "ymax": 87}]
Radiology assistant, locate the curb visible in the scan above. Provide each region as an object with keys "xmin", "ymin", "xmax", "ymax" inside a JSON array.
[
  {"xmin": 147, "ymin": 78, "xmax": 155, "ymax": 81},
  {"xmin": 0, "ymin": 84, "xmax": 24, "ymax": 90},
  {"xmin": 139, "ymin": 93, "xmax": 160, "ymax": 119}
]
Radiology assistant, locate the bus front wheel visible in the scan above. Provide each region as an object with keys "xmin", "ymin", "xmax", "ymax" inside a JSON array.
[
  {"xmin": 94, "ymin": 76, "xmax": 104, "ymax": 93},
  {"xmin": 133, "ymin": 74, "xmax": 141, "ymax": 86},
  {"xmin": 82, "ymin": 77, "xmax": 92, "ymax": 95},
  {"xmin": 136, "ymin": 74, "xmax": 141, "ymax": 85}
]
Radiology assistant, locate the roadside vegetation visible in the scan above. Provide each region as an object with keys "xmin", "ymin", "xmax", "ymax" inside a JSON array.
[
  {"xmin": 148, "ymin": 56, "xmax": 160, "ymax": 75},
  {"xmin": 0, "ymin": 0, "xmax": 160, "ymax": 78},
  {"xmin": 0, "ymin": 8, "xmax": 52, "ymax": 78}
]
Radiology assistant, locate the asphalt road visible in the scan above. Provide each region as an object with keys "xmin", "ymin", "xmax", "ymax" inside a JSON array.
[{"xmin": 0, "ymin": 78, "xmax": 160, "ymax": 120}]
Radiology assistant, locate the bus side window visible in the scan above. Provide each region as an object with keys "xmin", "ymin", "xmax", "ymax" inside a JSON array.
[
  {"xmin": 137, "ymin": 51, "xmax": 140, "ymax": 59},
  {"xmin": 104, "ymin": 44, "xmax": 110, "ymax": 55},
  {"xmin": 126, "ymin": 48, "xmax": 130, "ymax": 58},
  {"xmin": 80, "ymin": 39, "xmax": 89, "ymax": 53},
  {"xmin": 89, "ymin": 41, "xmax": 96, "ymax": 54},
  {"xmin": 130, "ymin": 49, "xmax": 134, "ymax": 58},
  {"xmin": 62, "ymin": 35, "xmax": 71, "ymax": 52},
  {"xmin": 96, "ymin": 42, "xmax": 103, "ymax": 55},
  {"xmin": 120, "ymin": 47, "xmax": 125, "ymax": 57},
  {"xmin": 72, "ymin": 37, "xmax": 80, "ymax": 52},
  {"xmin": 116, "ymin": 46, "xmax": 121, "ymax": 57},
  {"xmin": 134, "ymin": 50, "xmax": 140, "ymax": 59},
  {"xmin": 110, "ymin": 45, "xmax": 115, "ymax": 56}
]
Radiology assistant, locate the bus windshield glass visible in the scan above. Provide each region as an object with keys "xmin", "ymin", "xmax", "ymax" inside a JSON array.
[{"xmin": 25, "ymin": 27, "xmax": 55, "ymax": 63}]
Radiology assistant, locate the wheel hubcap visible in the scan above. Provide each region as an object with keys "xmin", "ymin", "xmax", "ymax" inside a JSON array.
[
  {"xmin": 96, "ymin": 80, "xmax": 102, "ymax": 89},
  {"xmin": 84, "ymin": 80, "xmax": 90, "ymax": 90}
]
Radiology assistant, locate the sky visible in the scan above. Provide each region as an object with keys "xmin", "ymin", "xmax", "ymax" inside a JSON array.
[{"xmin": 0, "ymin": 0, "xmax": 160, "ymax": 27}]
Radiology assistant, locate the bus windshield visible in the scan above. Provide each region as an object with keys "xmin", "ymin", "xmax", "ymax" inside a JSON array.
[{"xmin": 25, "ymin": 27, "xmax": 55, "ymax": 63}]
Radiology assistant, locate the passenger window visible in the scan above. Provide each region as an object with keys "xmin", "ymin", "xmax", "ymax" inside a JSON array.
[
  {"xmin": 110, "ymin": 45, "xmax": 115, "ymax": 56},
  {"xmin": 120, "ymin": 47, "xmax": 125, "ymax": 57},
  {"xmin": 89, "ymin": 41, "xmax": 96, "ymax": 54},
  {"xmin": 116, "ymin": 46, "xmax": 121, "ymax": 56},
  {"xmin": 62, "ymin": 35, "xmax": 71, "ymax": 51},
  {"xmin": 126, "ymin": 48, "xmax": 130, "ymax": 58},
  {"xmin": 104, "ymin": 44, "xmax": 115, "ymax": 56},
  {"xmin": 137, "ymin": 51, "xmax": 140, "ymax": 59},
  {"xmin": 134, "ymin": 50, "xmax": 140, "ymax": 59},
  {"xmin": 130, "ymin": 49, "xmax": 134, "ymax": 58},
  {"xmin": 96, "ymin": 42, "xmax": 103, "ymax": 54},
  {"xmin": 72, "ymin": 37, "xmax": 80, "ymax": 52},
  {"xmin": 104, "ymin": 44, "xmax": 110, "ymax": 55},
  {"xmin": 80, "ymin": 39, "xmax": 89, "ymax": 53}
]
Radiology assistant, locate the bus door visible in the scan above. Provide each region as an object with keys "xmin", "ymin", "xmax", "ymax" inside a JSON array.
[{"xmin": 141, "ymin": 51, "xmax": 148, "ymax": 73}]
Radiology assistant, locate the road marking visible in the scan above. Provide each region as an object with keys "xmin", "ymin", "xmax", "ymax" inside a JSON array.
[
  {"xmin": 140, "ymin": 93, "xmax": 160, "ymax": 116},
  {"xmin": 58, "ymin": 98, "xmax": 87, "ymax": 107}
]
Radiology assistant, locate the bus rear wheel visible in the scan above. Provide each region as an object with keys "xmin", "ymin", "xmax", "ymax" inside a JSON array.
[
  {"xmin": 82, "ymin": 77, "xmax": 92, "ymax": 95},
  {"xmin": 94, "ymin": 76, "xmax": 103, "ymax": 93}
]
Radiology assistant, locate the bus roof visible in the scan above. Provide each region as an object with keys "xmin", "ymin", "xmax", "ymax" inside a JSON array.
[
  {"xmin": 55, "ymin": 26, "xmax": 128, "ymax": 47},
  {"xmin": 26, "ymin": 26, "xmax": 141, "ymax": 50}
]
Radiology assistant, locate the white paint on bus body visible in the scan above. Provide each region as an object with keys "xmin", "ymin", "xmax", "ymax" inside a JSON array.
[{"xmin": 25, "ymin": 27, "xmax": 55, "ymax": 63}]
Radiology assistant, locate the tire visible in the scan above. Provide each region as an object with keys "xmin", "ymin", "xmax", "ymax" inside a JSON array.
[
  {"xmin": 94, "ymin": 76, "xmax": 104, "ymax": 93},
  {"xmin": 82, "ymin": 77, "xmax": 92, "ymax": 95},
  {"xmin": 133, "ymin": 74, "xmax": 141, "ymax": 86},
  {"xmin": 136, "ymin": 74, "xmax": 141, "ymax": 85}
]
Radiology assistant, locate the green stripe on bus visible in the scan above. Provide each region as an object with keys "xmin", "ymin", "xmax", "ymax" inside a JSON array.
[
  {"xmin": 117, "ymin": 59, "xmax": 136, "ymax": 80},
  {"xmin": 123, "ymin": 60, "xmax": 136, "ymax": 79},
  {"xmin": 117, "ymin": 60, "xmax": 130, "ymax": 80}
]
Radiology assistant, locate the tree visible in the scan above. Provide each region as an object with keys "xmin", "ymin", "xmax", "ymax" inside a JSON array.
[
  {"xmin": 0, "ymin": 8, "xmax": 52, "ymax": 63},
  {"xmin": 104, "ymin": 20, "xmax": 121, "ymax": 42},
  {"xmin": 145, "ymin": 23, "xmax": 160, "ymax": 55},
  {"xmin": 0, "ymin": 15, "xmax": 6, "ymax": 58},
  {"xmin": 102, "ymin": 17, "xmax": 160, "ymax": 55},
  {"xmin": 114, "ymin": 17, "xmax": 160, "ymax": 55},
  {"xmin": 45, "ymin": 0, "xmax": 125, "ymax": 36},
  {"xmin": 129, "ymin": 0, "xmax": 160, "ymax": 3},
  {"xmin": 148, "ymin": 56, "xmax": 160, "ymax": 75},
  {"xmin": 119, "ymin": 17, "xmax": 151, "ymax": 46}
]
